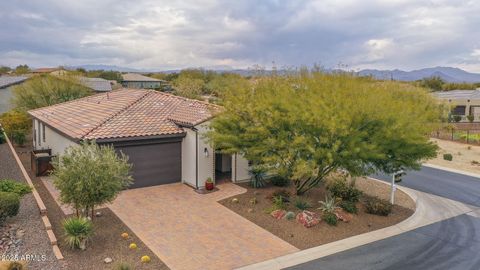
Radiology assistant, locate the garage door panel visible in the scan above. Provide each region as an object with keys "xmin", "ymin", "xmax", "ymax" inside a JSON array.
[{"xmin": 116, "ymin": 142, "xmax": 181, "ymax": 188}]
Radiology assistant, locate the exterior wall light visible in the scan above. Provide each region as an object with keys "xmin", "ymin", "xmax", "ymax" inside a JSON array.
[{"xmin": 204, "ymin": 148, "xmax": 209, "ymax": 157}]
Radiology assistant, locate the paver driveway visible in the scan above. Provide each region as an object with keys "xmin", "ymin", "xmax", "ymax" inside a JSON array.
[{"xmin": 109, "ymin": 183, "xmax": 298, "ymax": 270}]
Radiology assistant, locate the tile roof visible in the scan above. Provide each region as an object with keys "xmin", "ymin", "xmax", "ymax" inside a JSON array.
[
  {"xmin": 78, "ymin": 77, "xmax": 112, "ymax": 92},
  {"xmin": 0, "ymin": 76, "xmax": 28, "ymax": 89},
  {"xmin": 122, "ymin": 73, "xmax": 162, "ymax": 82},
  {"xmin": 28, "ymin": 89, "xmax": 219, "ymax": 141}
]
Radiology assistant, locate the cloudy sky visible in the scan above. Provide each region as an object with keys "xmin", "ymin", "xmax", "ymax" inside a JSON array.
[{"xmin": 1, "ymin": 0, "xmax": 479, "ymax": 71}]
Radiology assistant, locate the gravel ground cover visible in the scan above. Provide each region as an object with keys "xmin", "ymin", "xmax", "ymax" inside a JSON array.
[
  {"xmin": 13, "ymin": 139, "xmax": 169, "ymax": 270},
  {"xmin": 220, "ymin": 178, "xmax": 414, "ymax": 250},
  {"xmin": 0, "ymin": 143, "xmax": 62, "ymax": 270}
]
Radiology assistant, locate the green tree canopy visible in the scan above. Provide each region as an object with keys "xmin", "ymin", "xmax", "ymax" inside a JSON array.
[
  {"xmin": 0, "ymin": 66, "xmax": 11, "ymax": 74},
  {"xmin": 14, "ymin": 65, "xmax": 30, "ymax": 75},
  {"xmin": 208, "ymin": 71, "xmax": 441, "ymax": 195},
  {"xmin": 12, "ymin": 74, "xmax": 92, "ymax": 111},
  {"xmin": 419, "ymin": 76, "xmax": 445, "ymax": 91},
  {"xmin": 52, "ymin": 141, "xmax": 133, "ymax": 218}
]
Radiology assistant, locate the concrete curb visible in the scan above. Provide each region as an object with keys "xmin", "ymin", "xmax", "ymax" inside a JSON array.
[
  {"xmin": 3, "ymin": 130, "xmax": 64, "ymax": 260},
  {"xmin": 423, "ymin": 163, "xmax": 480, "ymax": 179},
  {"xmin": 236, "ymin": 177, "xmax": 478, "ymax": 270}
]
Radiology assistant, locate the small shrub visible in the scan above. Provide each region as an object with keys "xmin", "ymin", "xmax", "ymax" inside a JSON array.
[
  {"xmin": 129, "ymin": 243, "xmax": 137, "ymax": 249},
  {"xmin": 249, "ymin": 197, "xmax": 257, "ymax": 205},
  {"xmin": 318, "ymin": 194, "xmax": 339, "ymax": 214},
  {"xmin": 0, "ymin": 191, "xmax": 20, "ymax": 224},
  {"xmin": 443, "ymin": 153, "xmax": 453, "ymax": 161},
  {"xmin": 472, "ymin": 160, "xmax": 480, "ymax": 166},
  {"xmin": 327, "ymin": 177, "xmax": 362, "ymax": 203},
  {"xmin": 453, "ymin": 115, "xmax": 462, "ymax": 122},
  {"xmin": 268, "ymin": 189, "xmax": 290, "ymax": 202},
  {"xmin": 249, "ymin": 167, "xmax": 267, "ymax": 188},
  {"xmin": 273, "ymin": 196, "xmax": 287, "ymax": 210},
  {"xmin": 323, "ymin": 212, "xmax": 338, "ymax": 226},
  {"xmin": 364, "ymin": 196, "xmax": 393, "ymax": 216},
  {"xmin": 294, "ymin": 198, "xmax": 311, "ymax": 210},
  {"xmin": 11, "ymin": 130, "xmax": 26, "ymax": 146},
  {"xmin": 0, "ymin": 132, "xmax": 5, "ymax": 144},
  {"xmin": 340, "ymin": 200, "xmax": 357, "ymax": 214},
  {"xmin": 63, "ymin": 217, "xmax": 93, "ymax": 250},
  {"xmin": 467, "ymin": 115, "xmax": 475, "ymax": 122},
  {"xmin": 270, "ymin": 175, "xmax": 289, "ymax": 187},
  {"xmin": 284, "ymin": 211, "xmax": 295, "ymax": 220},
  {"xmin": 0, "ymin": 179, "xmax": 32, "ymax": 196},
  {"xmin": 141, "ymin": 255, "xmax": 151, "ymax": 263},
  {"xmin": 115, "ymin": 262, "xmax": 132, "ymax": 270}
]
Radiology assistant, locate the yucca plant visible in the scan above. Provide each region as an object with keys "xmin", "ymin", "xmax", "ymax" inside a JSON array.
[
  {"xmin": 63, "ymin": 217, "xmax": 93, "ymax": 250},
  {"xmin": 318, "ymin": 194, "xmax": 339, "ymax": 214},
  {"xmin": 249, "ymin": 167, "xmax": 267, "ymax": 188}
]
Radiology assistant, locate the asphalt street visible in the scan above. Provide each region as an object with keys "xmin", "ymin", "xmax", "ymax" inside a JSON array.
[{"xmin": 286, "ymin": 166, "xmax": 480, "ymax": 270}]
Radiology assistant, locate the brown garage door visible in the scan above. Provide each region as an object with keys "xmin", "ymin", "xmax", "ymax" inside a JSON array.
[{"xmin": 115, "ymin": 142, "xmax": 181, "ymax": 189}]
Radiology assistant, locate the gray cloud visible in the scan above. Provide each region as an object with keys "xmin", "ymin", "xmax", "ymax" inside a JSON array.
[{"xmin": 1, "ymin": 0, "xmax": 479, "ymax": 71}]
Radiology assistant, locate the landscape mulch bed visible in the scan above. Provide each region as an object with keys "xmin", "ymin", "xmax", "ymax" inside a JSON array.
[
  {"xmin": 13, "ymin": 139, "xmax": 169, "ymax": 270},
  {"xmin": 219, "ymin": 179, "xmax": 415, "ymax": 250}
]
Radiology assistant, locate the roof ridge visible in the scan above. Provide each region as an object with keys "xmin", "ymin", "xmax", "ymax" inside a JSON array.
[
  {"xmin": 81, "ymin": 90, "xmax": 152, "ymax": 139},
  {"xmin": 152, "ymin": 90, "xmax": 222, "ymax": 109}
]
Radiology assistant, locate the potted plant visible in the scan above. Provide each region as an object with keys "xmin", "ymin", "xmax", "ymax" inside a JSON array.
[{"xmin": 205, "ymin": 177, "xmax": 214, "ymax": 190}]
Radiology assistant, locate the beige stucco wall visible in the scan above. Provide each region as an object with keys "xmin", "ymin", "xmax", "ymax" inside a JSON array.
[
  {"xmin": 33, "ymin": 119, "xmax": 78, "ymax": 156},
  {"xmin": 232, "ymin": 154, "xmax": 250, "ymax": 182},
  {"xmin": 441, "ymin": 98, "xmax": 480, "ymax": 121},
  {"xmin": 181, "ymin": 128, "xmax": 197, "ymax": 187}
]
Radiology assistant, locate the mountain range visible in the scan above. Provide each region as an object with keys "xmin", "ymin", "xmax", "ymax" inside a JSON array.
[
  {"xmin": 71, "ymin": 65, "xmax": 480, "ymax": 83},
  {"xmin": 357, "ymin": 67, "xmax": 480, "ymax": 83}
]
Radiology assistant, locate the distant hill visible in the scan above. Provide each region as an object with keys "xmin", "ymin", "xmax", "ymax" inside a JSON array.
[
  {"xmin": 68, "ymin": 65, "xmax": 146, "ymax": 72},
  {"xmin": 358, "ymin": 67, "xmax": 480, "ymax": 83}
]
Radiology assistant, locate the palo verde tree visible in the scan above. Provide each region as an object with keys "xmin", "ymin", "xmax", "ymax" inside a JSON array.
[
  {"xmin": 52, "ymin": 141, "xmax": 133, "ymax": 218},
  {"xmin": 12, "ymin": 74, "xmax": 92, "ymax": 111},
  {"xmin": 207, "ymin": 71, "xmax": 441, "ymax": 195}
]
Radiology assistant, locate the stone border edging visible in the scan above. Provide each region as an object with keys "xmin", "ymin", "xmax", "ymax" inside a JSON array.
[
  {"xmin": 236, "ymin": 175, "xmax": 480, "ymax": 270},
  {"xmin": 3, "ymin": 130, "xmax": 64, "ymax": 260}
]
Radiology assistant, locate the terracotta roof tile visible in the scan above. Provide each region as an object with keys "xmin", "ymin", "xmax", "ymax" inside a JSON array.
[{"xmin": 28, "ymin": 89, "xmax": 218, "ymax": 141}]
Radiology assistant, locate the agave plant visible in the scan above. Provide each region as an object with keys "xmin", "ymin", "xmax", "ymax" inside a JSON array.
[
  {"xmin": 63, "ymin": 217, "xmax": 93, "ymax": 250},
  {"xmin": 249, "ymin": 166, "xmax": 267, "ymax": 188},
  {"xmin": 318, "ymin": 194, "xmax": 339, "ymax": 214}
]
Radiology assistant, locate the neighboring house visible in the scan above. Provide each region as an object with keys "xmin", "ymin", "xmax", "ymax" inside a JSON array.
[
  {"xmin": 0, "ymin": 76, "xmax": 28, "ymax": 113},
  {"xmin": 31, "ymin": 67, "xmax": 66, "ymax": 75},
  {"xmin": 433, "ymin": 89, "xmax": 480, "ymax": 121},
  {"xmin": 78, "ymin": 77, "xmax": 113, "ymax": 92},
  {"xmin": 28, "ymin": 89, "xmax": 250, "ymax": 189},
  {"xmin": 121, "ymin": 73, "xmax": 165, "ymax": 89}
]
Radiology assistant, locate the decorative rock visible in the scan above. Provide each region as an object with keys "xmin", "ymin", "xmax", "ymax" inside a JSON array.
[
  {"xmin": 129, "ymin": 243, "xmax": 137, "ymax": 249},
  {"xmin": 121, "ymin": 232, "xmax": 129, "ymax": 239},
  {"xmin": 296, "ymin": 210, "xmax": 320, "ymax": 228},
  {"xmin": 284, "ymin": 211, "xmax": 295, "ymax": 220},
  {"xmin": 247, "ymin": 208, "xmax": 254, "ymax": 213},
  {"xmin": 335, "ymin": 209, "xmax": 353, "ymax": 223},
  {"xmin": 249, "ymin": 197, "xmax": 257, "ymax": 205},
  {"xmin": 16, "ymin": 229, "xmax": 25, "ymax": 238},
  {"xmin": 141, "ymin": 255, "xmax": 151, "ymax": 263},
  {"xmin": 232, "ymin": 198, "xmax": 239, "ymax": 203},
  {"xmin": 104, "ymin": 257, "xmax": 113, "ymax": 264},
  {"xmin": 271, "ymin": 209, "xmax": 286, "ymax": 219},
  {"xmin": 95, "ymin": 211, "xmax": 102, "ymax": 217}
]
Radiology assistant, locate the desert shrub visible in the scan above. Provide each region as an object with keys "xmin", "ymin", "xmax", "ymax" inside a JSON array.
[
  {"xmin": 284, "ymin": 211, "xmax": 295, "ymax": 220},
  {"xmin": 268, "ymin": 189, "xmax": 290, "ymax": 202},
  {"xmin": 340, "ymin": 200, "xmax": 358, "ymax": 214},
  {"xmin": 249, "ymin": 167, "xmax": 267, "ymax": 188},
  {"xmin": 273, "ymin": 196, "xmax": 287, "ymax": 210},
  {"xmin": 318, "ymin": 194, "xmax": 339, "ymax": 214},
  {"xmin": 0, "ymin": 110, "xmax": 30, "ymax": 146},
  {"xmin": 115, "ymin": 263, "xmax": 132, "ymax": 270},
  {"xmin": 453, "ymin": 115, "xmax": 462, "ymax": 122},
  {"xmin": 0, "ymin": 191, "xmax": 20, "ymax": 224},
  {"xmin": 364, "ymin": 196, "xmax": 392, "ymax": 216},
  {"xmin": 270, "ymin": 175, "xmax": 289, "ymax": 187},
  {"xmin": 63, "ymin": 217, "xmax": 94, "ymax": 250},
  {"xmin": 467, "ymin": 115, "xmax": 475, "ymax": 122},
  {"xmin": 443, "ymin": 153, "xmax": 453, "ymax": 161},
  {"xmin": 0, "ymin": 179, "xmax": 32, "ymax": 196},
  {"xmin": 323, "ymin": 212, "xmax": 338, "ymax": 226},
  {"xmin": 0, "ymin": 132, "xmax": 5, "ymax": 144},
  {"xmin": 327, "ymin": 177, "xmax": 362, "ymax": 203},
  {"xmin": 294, "ymin": 198, "xmax": 311, "ymax": 210}
]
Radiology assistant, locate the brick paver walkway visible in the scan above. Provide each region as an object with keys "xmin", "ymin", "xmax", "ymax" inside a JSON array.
[{"xmin": 109, "ymin": 183, "xmax": 298, "ymax": 270}]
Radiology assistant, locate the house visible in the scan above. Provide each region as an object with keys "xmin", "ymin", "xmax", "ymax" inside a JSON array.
[
  {"xmin": 78, "ymin": 77, "xmax": 113, "ymax": 92},
  {"xmin": 31, "ymin": 67, "xmax": 66, "ymax": 75},
  {"xmin": 433, "ymin": 89, "xmax": 480, "ymax": 121},
  {"xmin": 28, "ymin": 89, "xmax": 250, "ymax": 189},
  {"xmin": 121, "ymin": 73, "xmax": 165, "ymax": 89}
]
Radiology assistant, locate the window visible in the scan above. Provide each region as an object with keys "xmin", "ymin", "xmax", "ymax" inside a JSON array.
[
  {"xmin": 452, "ymin": 106, "xmax": 466, "ymax": 115},
  {"xmin": 38, "ymin": 122, "xmax": 42, "ymax": 146},
  {"xmin": 42, "ymin": 123, "xmax": 46, "ymax": 142}
]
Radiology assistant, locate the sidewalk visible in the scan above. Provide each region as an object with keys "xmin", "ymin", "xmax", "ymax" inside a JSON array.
[{"xmin": 236, "ymin": 179, "xmax": 479, "ymax": 270}]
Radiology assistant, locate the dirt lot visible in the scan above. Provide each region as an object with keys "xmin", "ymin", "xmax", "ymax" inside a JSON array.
[
  {"xmin": 219, "ymin": 178, "xmax": 414, "ymax": 250},
  {"xmin": 428, "ymin": 138, "xmax": 480, "ymax": 174},
  {"xmin": 13, "ymin": 139, "xmax": 169, "ymax": 270}
]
